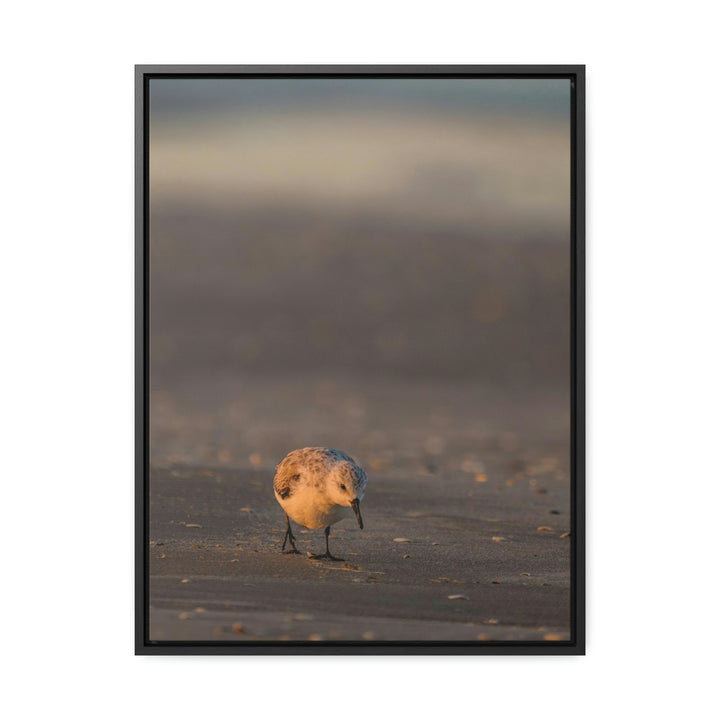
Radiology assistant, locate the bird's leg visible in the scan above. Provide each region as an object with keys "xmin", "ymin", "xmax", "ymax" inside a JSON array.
[
  {"xmin": 281, "ymin": 514, "xmax": 299, "ymax": 554},
  {"xmin": 308, "ymin": 526, "xmax": 344, "ymax": 561}
]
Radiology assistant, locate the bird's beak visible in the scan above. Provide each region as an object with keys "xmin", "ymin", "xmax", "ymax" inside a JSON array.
[{"xmin": 351, "ymin": 498, "xmax": 363, "ymax": 529}]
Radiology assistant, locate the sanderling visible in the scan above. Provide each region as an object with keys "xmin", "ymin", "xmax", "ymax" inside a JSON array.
[{"xmin": 273, "ymin": 447, "xmax": 367, "ymax": 561}]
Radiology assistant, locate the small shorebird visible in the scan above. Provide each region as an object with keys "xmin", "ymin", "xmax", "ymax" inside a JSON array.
[{"xmin": 273, "ymin": 447, "xmax": 367, "ymax": 560}]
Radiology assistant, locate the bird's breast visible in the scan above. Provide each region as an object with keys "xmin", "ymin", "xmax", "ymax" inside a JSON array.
[{"xmin": 276, "ymin": 488, "xmax": 351, "ymax": 529}]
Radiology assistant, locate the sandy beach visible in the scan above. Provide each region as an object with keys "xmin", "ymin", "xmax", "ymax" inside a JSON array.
[
  {"xmin": 147, "ymin": 378, "xmax": 571, "ymax": 645},
  {"xmin": 145, "ymin": 86, "xmax": 573, "ymax": 646}
]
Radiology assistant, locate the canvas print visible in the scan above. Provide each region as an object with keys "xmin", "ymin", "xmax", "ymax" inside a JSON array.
[{"xmin": 141, "ymin": 70, "xmax": 581, "ymax": 650}]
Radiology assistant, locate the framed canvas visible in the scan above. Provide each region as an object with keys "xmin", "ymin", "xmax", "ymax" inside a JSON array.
[{"xmin": 135, "ymin": 65, "xmax": 585, "ymax": 655}]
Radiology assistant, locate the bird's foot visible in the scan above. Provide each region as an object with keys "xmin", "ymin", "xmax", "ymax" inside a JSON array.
[
  {"xmin": 282, "ymin": 547, "xmax": 300, "ymax": 555},
  {"xmin": 307, "ymin": 552, "xmax": 345, "ymax": 562}
]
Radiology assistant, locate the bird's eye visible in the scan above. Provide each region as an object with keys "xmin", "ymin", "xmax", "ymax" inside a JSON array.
[{"xmin": 340, "ymin": 484, "xmax": 347, "ymax": 490}]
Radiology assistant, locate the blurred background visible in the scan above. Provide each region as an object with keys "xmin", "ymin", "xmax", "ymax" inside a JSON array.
[{"xmin": 149, "ymin": 78, "xmax": 571, "ymax": 477}]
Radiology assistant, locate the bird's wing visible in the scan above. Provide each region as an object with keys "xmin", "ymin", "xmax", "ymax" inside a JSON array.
[{"xmin": 273, "ymin": 464, "xmax": 302, "ymax": 499}]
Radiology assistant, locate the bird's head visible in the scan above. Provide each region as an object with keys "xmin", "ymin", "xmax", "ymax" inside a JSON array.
[{"xmin": 329, "ymin": 463, "xmax": 367, "ymax": 529}]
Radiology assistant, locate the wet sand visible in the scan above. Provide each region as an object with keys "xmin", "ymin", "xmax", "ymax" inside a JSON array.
[{"xmin": 148, "ymin": 453, "xmax": 571, "ymax": 643}]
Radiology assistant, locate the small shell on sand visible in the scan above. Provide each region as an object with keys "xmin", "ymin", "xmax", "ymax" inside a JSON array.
[
  {"xmin": 560, "ymin": 532, "xmax": 571, "ymax": 538},
  {"xmin": 393, "ymin": 538, "xmax": 411, "ymax": 543},
  {"xmin": 492, "ymin": 536, "xmax": 505, "ymax": 542},
  {"xmin": 544, "ymin": 633, "xmax": 565, "ymax": 641},
  {"xmin": 537, "ymin": 526, "xmax": 553, "ymax": 532},
  {"xmin": 180, "ymin": 578, "xmax": 189, "ymax": 583},
  {"xmin": 448, "ymin": 594, "xmax": 469, "ymax": 600},
  {"xmin": 185, "ymin": 523, "xmax": 202, "ymax": 528},
  {"xmin": 232, "ymin": 622, "xmax": 245, "ymax": 633}
]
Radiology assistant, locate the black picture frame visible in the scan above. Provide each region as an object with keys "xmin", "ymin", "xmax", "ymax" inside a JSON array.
[{"xmin": 135, "ymin": 64, "xmax": 585, "ymax": 656}]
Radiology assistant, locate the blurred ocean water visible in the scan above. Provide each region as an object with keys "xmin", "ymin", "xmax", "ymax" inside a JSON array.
[{"xmin": 148, "ymin": 78, "xmax": 571, "ymax": 470}]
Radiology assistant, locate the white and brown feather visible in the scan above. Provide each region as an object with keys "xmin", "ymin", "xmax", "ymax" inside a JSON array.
[{"xmin": 273, "ymin": 447, "xmax": 368, "ymax": 530}]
